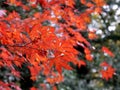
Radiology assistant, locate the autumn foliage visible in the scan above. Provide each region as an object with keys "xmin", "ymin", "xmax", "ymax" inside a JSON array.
[{"xmin": 0, "ymin": 0, "xmax": 115, "ymax": 89}]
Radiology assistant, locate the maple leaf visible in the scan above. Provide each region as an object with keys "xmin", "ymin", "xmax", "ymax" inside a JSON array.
[
  {"xmin": 84, "ymin": 48, "xmax": 91, "ymax": 54},
  {"xmin": 93, "ymin": 0, "xmax": 105, "ymax": 7},
  {"xmin": 100, "ymin": 66, "xmax": 115, "ymax": 80},
  {"xmin": 6, "ymin": 11, "xmax": 20, "ymax": 21},
  {"xmin": 29, "ymin": 24, "xmax": 41, "ymax": 41},
  {"xmin": 30, "ymin": 87, "xmax": 37, "ymax": 90},
  {"xmin": 53, "ymin": 57, "xmax": 73, "ymax": 74},
  {"xmin": 0, "ymin": 47, "xmax": 13, "ymax": 62},
  {"xmin": 86, "ymin": 2, "xmax": 94, "ymax": 7},
  {"xmin": 100, "ymin": 62, "xmax": 115, "ymax": 80},
  {"xmin": 81, "ymin": 0, "xmax": 87, "ymax": 5},
  {"xmin": 100, "ymin": 61, "xmax": 109, "ymax": 67},
  {"xmin": 85, "ymin": 54, "xmax": 93, "ymax": 61},
  {"xmin": 65, "ymin": 0, "xmax": 75, "ymax": 8},
  {"xmin": 84, "ymin": 48, "xmax": 93, "ymax": 61},
  {"xmin": 52, "ymin": 86, "xmax": 57, "ymax": 90},
  {"xmin": 78, "ymin": 60, "xmax": 86, "ymax": 68},
  {"xmin": 21, "ymin": 5, "xmax": 30, "ymax": 11},
  {"xmin": 28, "ymin": 66, "xmax": 41, "ymax": 81},
  {"xmin": 102, "ymin": 46, "xmax": 114, "ymax": 57},
  {"xmin": 6, "ymin": 0, "xmax": 16, "ymax": 5},
  {"xmin": 37, "ymin": 0, "xmax": 48, "ymax": 7},
  {"xmin": 33, "ymin": 12, "xmax": 41, "ymax": 18},
  {"xmin": 94, "ymin": 7, "xmax": 102, "ymax": 14},
  {"xmin": 88, "ymin": 31, "xmax": 98, "ymax": 40}
]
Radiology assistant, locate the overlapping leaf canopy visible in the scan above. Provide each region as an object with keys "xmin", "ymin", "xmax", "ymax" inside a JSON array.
[{"xmin": 0, "ymin": 0, "xmax": 116, "ymax": 89}]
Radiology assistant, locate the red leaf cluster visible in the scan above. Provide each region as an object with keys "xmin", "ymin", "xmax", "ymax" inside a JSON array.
[{"xmin": 0, "ymin": 0, "xmax": 112, "ymax": 89}]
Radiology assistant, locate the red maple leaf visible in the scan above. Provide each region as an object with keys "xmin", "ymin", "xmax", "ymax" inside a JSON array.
[
  {"xmin": 102, "ymin": 46, "xmax": 114, "ymax": 57},
  {"xmin": 100, "ymin": 62, "xmax": 115, "ymax": 80}
]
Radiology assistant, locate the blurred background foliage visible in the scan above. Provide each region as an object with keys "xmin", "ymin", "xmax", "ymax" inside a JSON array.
[{"xmin": 0, "ymin": 0, "xmax": 120, "ymax": 90}]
